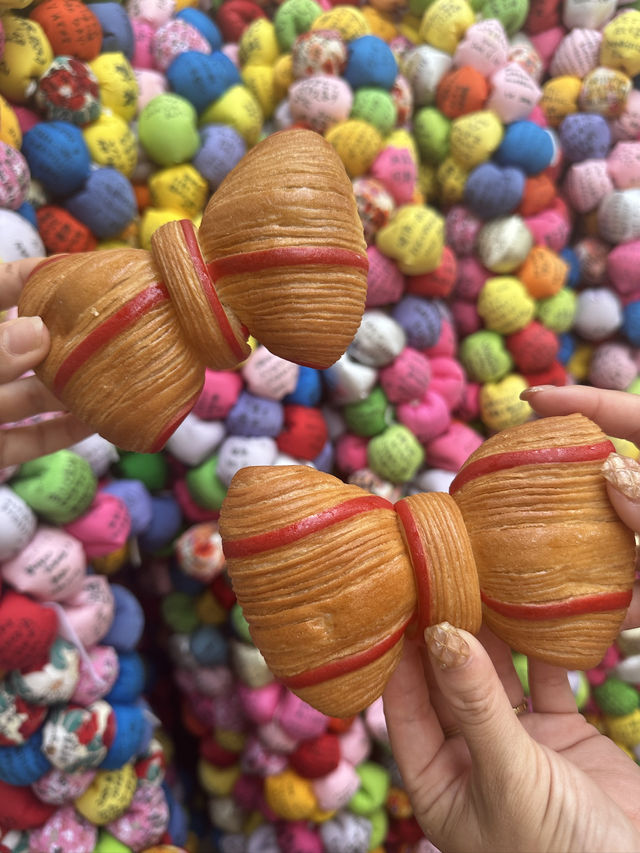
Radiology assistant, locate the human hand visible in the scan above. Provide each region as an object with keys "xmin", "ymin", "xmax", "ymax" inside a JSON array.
[
  {"xmin": 383, "ymin": 622, "xmax": 640, "ymax": 853},
  {"xmin": 383, "ymin": 383, "xmax": 640, "ymax": 853},
  {"xmin": 522, "ymin": 384, "xmax": 640, "ymax": 629},
  {"xmin": 0, "ymin": 258, "xmax": 92, "ymax": 468}
]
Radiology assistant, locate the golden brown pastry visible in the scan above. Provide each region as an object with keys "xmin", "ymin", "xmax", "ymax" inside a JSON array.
[
  {"xmin": 18, "ymin": 129, "xmax": 368, "ymax": 452},
  {"xmin": 451, "ymin": 412, "xmax": 636, "ymax": 669},
  {"xmin": 220, "ymin": 413, "xmax": 637, "ymax": 717}
]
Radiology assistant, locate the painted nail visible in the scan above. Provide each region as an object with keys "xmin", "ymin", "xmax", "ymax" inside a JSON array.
[
  {"xmin": 519, "ymin": 385, "xmax": 556, "ymax": 401},
  {"xmin": 424, "ymin": 622, "xmax": 470, "ymax": 669},
  {"xmin": 1, "ymin": 317, "xmax": 44, "ymax": 355},
  {"xmin": 602, "ymin": 453, "xmax": 640, "ymax": 503}
]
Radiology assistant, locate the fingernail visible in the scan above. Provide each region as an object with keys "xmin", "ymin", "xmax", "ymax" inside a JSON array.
[
  {"xmin": 519, "ymin": 385, "xmax": 556, "ymax": 401},
  {"xmin": 424, "ymin": 622, "xmax": 470, "ymax": 669},
  {"xmin": 1, "ymin": 317, "xmax": 44, "ymax": 355},
  {"xmin": 602, "ymin": 453, "xmax": 640, "ymax": 503}
]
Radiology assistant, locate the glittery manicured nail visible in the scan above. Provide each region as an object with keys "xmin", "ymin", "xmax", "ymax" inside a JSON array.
[
  {"xmin": 602, "ymin": 453, "xmax": 640, "ymax": 503},
  {"xmin": 519, "ymin": 385, "xmax": 555, "ymax": 401},
  {"xmin": 424, "ymin": 622, "xmax": 470, "ymax": 669}
]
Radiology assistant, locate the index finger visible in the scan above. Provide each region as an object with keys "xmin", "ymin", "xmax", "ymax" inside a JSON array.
[
  {"xmin": 0, "ymin": 258, "xmax": 46, "ymax": 311},
  {"xmin": 522, "ymin": 385, "xmax": 640, "ymax": 446}
]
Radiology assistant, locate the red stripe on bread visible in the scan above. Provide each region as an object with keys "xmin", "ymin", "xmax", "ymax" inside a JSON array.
[
  {"xmin": 481, "ymin": 588, "xmax": 632, "ymax": 620},
  {"xmin": 450, "ymin": 441, "xmax": 614, "ymax": 495},
  {"xmin": 26, "ymin": 254, "xmax": 70, "ymax": 281},
  {"xmin": 207, "ymin": 246, "xmax": 369, "ymax": 278},
  {"xmin": 395, "ymin": 499, "xmax": 431, "ymax": 635},
  {"xmin": 222, "ymin": 495, "xmax": 393, "ymax": 558},
  {"xmin": 280, "ymin": 618, "xmax": 411, "ymax": 689},
  {"xmin": 179, "ymin": 220, "xmax": 247, "ymax": 362},
  {"xmin": 54, "ymin": 282, "xmax": 170, "ymax": 395}
]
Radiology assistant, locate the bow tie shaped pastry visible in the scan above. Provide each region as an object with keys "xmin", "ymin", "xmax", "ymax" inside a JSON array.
[
  {"xmin": 18, "ymin": 129, "xmax": 369, "ymax": 452},
  {"xmin": 219, "ymin": 413, "xmax": 637, "ymax": 717}
]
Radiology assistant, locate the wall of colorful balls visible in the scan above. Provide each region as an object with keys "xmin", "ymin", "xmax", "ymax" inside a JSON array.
[{"xmin": 2, "ymin": 0, "xmax": 640, "ymax": 848}]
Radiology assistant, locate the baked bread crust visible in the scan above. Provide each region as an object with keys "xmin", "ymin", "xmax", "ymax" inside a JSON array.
[
  {"xmin": 451, "ymin": 413, "xmax": 637, "ymax": 668},
  {"xmin": 18, "ymin": 129, "xmax": 368, "ymax": 451}
]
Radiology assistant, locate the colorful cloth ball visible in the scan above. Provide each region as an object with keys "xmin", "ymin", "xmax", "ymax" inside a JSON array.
[
  {"xmin": 167, "ymin": 50, "xmax": 240, "ymax": 115},
  {"xmin": 21, "ymin": 120, "xmax": 91, "ymax": 197},
  {"xmin": 34, "ymin": 56, "xmax": 101, "ymax": 126},
  {"xmin": 344, "ymin": 34, "xmax": 398, "ymax": 90},
  {"xmin": 0, "ymin": 140, "xmax": 29, "ymax": 210},
  {"xmin": 29, "ymin": 0, "xmax": 102, "ymax": 62},
  {"xmin": 153, "ymin": 18, "xmax": 212, "ymax": 73},
  {"xmin": 86, "ymin": 1, "xmax": 135, "ymax": 59},
  {"xmin": 176, "ymin": 7, "xmax": 222, "ymax": 50},
  {"xmin": 64, "ymin": 167, "xmax": 136, "ymax": 239},
  {"xmin": 291, "ymin": 28, "xmax": 347, "ymax": 78},
  {"xmin": 191, "ymin": 123, "xmax": 245, "ymax": 192}
]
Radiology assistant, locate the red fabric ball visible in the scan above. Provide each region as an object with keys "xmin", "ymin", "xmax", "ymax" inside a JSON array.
[
  {"xmin": 0, "ymin": 694, "xmax": 47, "ymax": 746},
  {"xmin": 523, "ymin": 360, "xmax": 568, "ymax": 388},
  {"xmin": 506, "ymin": 321, "xmax": 559, "ymax": 374},
  {"xmin": 387, "ymin": 815, "xmax": 425, "ymax": 844},
  {"xmin": 289, "ymin": 733, "xmax": 341, "ymax": 779},
  {"xmin": 199, "ymin": 735, "xmax": 240, "ymax": 767},
  {"xmin": 406, "ymin": 245, "xmax": 457, "ymax": 299},
  {"xmin": 0, "ymin": 780, "xmax": 57, "ymax": 831},
  {"xmin": 215, "ymin": 0, "xmax": 266, "ymax": 42},
  {"xmin": 276, "ymin": 405, "xmax": 328, "ymax": 461},
  {"xmin": 524, "ymin": 0, "xmax": 561, "ymax": 35},
  {"xmin": 210, "ymin": 574, "xmax": 236, "ymax": 611},
  {"xmin": 0, "ymin": 590, "xmax": 58, "ymax": 671},
  {"xmin": 36, "ymin": 205, "xmax": 97, "ymax": 254},
  {"xmin": 35, "ymin": 56, "xmax": 101, "ymax": 125},
  {"xmin": 29, "ymin": 0, "xmax": 102, "ymax": 60},
  {"xmin": 436, "ymin": 65, "xmax": 488, "ymax": 119},
  {"xmin": 327, "ymin": 715, "xmax": 355, "ymax": 734}
]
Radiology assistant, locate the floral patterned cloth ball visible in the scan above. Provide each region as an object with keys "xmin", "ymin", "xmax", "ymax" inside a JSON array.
[{"xmin": 34, "ymin": 56, "xmax": 101, "ymax": 125}]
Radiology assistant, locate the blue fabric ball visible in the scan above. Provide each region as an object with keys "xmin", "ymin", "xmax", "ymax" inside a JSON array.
[
  {"xmin": 494, "ymin": 120, "xmax": 555, "ymax": 175},
  {"xmin": 163, "ymin": 781, "xmax": 190, "ymax": 846},
  {"xmin": 559, "ymin": 113, "xmax": 611, "ymax": 163},
  {"xmin": 21, "ymin": 121, "xmax": 91, "ymax": 198},
  {"xmin": 464, "ymin": 162, "xmax": 525, "ymax": 219},
  {"xmin": 0, "ymin": 730, "xmax": 50, "ymax": 785},
  {"xmin": 64, "ymin": 168, "xmax": 136, "ymax": 239},
  {"xmin": 189, "ymin": 624, "xmax": 228, "ymax": 667},
  {"xmin": 225, "ymin": 391, "xmax": 284, "ymax": 437},
  {"xmin": 560, "ymin": 247, "xmax": 581, "ymax": 288},
  {"xmin": 100, "ymin": 584, "xmax": 145, "ymax": 652},
  {"xmin": 100, "ymin": 703, "xmax": 146, "ymax": 770},
  {"xmin": 167, "ymin": 51, "xmax": 240, "ymax": 114},
  {"xmin": 101, "ymin": 479, "xmax": 153, "ymax": 537},
  {"xmin": 193, "ymin": 123, "xmax": 246, "ymax": 189},
  {"xmin": 557, "ymin": 332, "xmax": 576, "ymax": 364},
  {"xmin": 344, "ymin": 35, "xmax": 397, "ymax": 90},
  {"xmin": 623, "ymin": 300, "xmax": 640, "ymax": 346},
  {"xmin": 16, "ymin": 201, "xmax": 37, "ymax": 229},
  {"xmin": 105, "ymin": 652, "xmax": 146, "ymax": 704},
  {"xmin": 392, "ymin": 295, "xmax": 442, "ymax": 349},
  {"xmin": 137, "ymin": 495, "xmax": 182, "ymax": 551},
  {"xmin": 313, "ymin": 440, "xmax": 334, "ymax": 473},
  {"xmin": 169, "ymin": 560, "xmax": 206, "ymax": 595},
  {"xmin": 176, "ymin": 8, "xmax": 222, "ymax": 49},
  {"xmin": 284, "ymin": 366, "xmax": 322, "ymax": 406},
  {"xmin": 86, "ymin": 2, "xmax": 134, "ymax": 58}
]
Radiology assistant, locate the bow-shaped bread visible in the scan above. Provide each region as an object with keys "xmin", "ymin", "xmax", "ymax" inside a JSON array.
[
  {"xmin": 18, "ymin": 130, "xmax": 368, "ymax": 451},
  {"xmin": 220, "ymin": 414, "xmax": 636, "ymax": 716}
]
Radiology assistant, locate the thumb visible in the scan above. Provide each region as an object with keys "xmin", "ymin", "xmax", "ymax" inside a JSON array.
[
  {"xmin": 602, "ymin": 453, "xmax": 640, "ymax": 534},
  {"xmin": 425, "ymin": 622, "xmax": 534, "ymax": 776}
]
